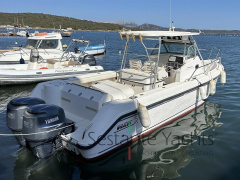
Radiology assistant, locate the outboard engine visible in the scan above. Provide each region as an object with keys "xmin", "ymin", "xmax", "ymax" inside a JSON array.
[
  {"xmin": 30, "ymin": 49, "xmax": 39, "ymax": 63},
  {"xmin": 22, "ymin": 104, "xmax": 66, "ymax": 159},
  {"xmin": 7, "ymin": 97, "xmax": 46, "ymax": 146},
  {"xmin": 82, "ymin": 54, "xmax": 96, "ymax": 66},
  {"xmin": 28, "ymin": 49, "xmax": 42, "ymax": 69}
]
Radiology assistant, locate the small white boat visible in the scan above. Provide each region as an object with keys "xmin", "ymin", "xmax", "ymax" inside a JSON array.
[
  {"xmin": 16, "ymin": 30, "xmax": 28, "ymax": 37},
  {"xmin": 0, "ymin": 48, "xmax": 101, "ymax": 85},
  {"xmin": 79, "ymin": 43, "xmax": 106, "ymax": 56},
  {"xmin": 0, "ymin": 64, "xmax": 103, "ymax": 85},
  {"xmin": 6, "ymin": 30, "xmax": 226, "ymax": 160},
  {"xmin": 0, "ymin": 33, "xmax": 76, "ymax": 64},
  {"xmin": 53, "ymin": 29, "xmax": 73, "ymax": 37}
]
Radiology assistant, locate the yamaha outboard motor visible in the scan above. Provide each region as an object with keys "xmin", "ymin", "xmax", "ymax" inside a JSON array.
[
  {"xmin": 82, "ymin": 54, "xmax": 96, "ymax": 66},
  {"xmin": 7, "ymin": 97, "xmax": 46, "ymax": 146},
  {"xmin": 22, "ymin": 104, "xmax": 66, "ymax": 159}
]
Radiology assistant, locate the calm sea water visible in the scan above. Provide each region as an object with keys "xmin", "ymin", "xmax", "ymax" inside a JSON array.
[{"xmin": 0, "ymin": 31, "xmax": 239, "ymax": 180}]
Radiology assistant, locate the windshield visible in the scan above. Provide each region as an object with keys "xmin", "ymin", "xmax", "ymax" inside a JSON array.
[
  {"xmin": 151, "ymin": 42, "xmax": 195, "ymax": 56},
  {"xmin": 23, "ymin": 39, "xmax": 38, "ymax": 49},
  {"xmin": 38, "ymin": 40, "xmax": 58, "ymax": 49},
  {"xmin": 164, "ymin": 43, "xmax": 186, "ymax": 54},
  {"xmin": 151, "ymin": 44, "xmax": 167, "ymax": 55}
]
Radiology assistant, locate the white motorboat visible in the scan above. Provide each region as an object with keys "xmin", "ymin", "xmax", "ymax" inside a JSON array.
[
  {"xmin": 78, "ymin": 41, "xmax": 106, "ymax": 56},
  {"xmin": 16, "ymin": 30, "xmax": 28, "ymax": 37},
  {"xmin": 53, "ymin": 29, "xmax": 73, "ymax": 37},
  {"xmin": 73, "ymin": 101, "xmax": 221, "ymax": 179},
  {"xmin": 12, "ymin": 101, "xmax": 221, "ymax": 178},
  {"xmin": 0, "ymin": 32, "xmax": 76, "ymax": 64},
  {"xmin": 6, "ymin": 30, "xmax": 226, "ymax": 160},
  {"xmin": 0, "ymin": 48, "xmax": 102, "ymax": 85}
]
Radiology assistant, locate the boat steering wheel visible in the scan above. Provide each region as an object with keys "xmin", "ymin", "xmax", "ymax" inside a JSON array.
[{"xmin": 74, "ymin": 47, "xmax": 79, "ymax": 53}]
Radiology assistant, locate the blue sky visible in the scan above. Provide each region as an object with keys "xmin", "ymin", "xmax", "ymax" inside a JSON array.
[{"xmin": 0, "ymin": 0, "xmax": 238, "ymax": 30}]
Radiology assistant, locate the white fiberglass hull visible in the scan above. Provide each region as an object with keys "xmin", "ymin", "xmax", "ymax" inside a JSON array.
[
  {"xmin": 63, "ymin": 89, "xmax": 206, "ymax": 159},
  {"xmin": 57, "ymin": 65, "xmax": 222, "ymax": 160},
  {"xmin": 0, "ymin": 48, "xmax": 76, "ymax": 64},
  {"xmin": 86, "ymin": 48, "xmax": 106, "ymax": 55},
  {"xmin": 80, "ymin": 45, "xmax": 106, "ymax": 56},
  {"xmin": 17, "ymin": 31, "xmax": 27, "ymax": 37},
  {"xmin": 67, "ymin": 101, "xmax": 220, "ymax": 178},
  {"xmin": 0, "ymin": 65, "xmax": 103, "ymax": 85},
  {"xmin": 61, "ymin": 32, "xmax": 72, "ymax": 37}
]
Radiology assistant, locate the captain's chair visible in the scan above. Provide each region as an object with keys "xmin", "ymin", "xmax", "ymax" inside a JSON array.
[
  {"xmin": 129, "ymin": 59, "xmax": 142, "ymax": 70},
  {"xmin": 142, "ymin": 61, "xmax": 155, "ymax": 73}
]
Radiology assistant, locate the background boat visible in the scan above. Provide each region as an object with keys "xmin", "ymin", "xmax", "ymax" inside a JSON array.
[
  {"xmin": 79, "ymin": 43, "xmax": 106, "ymax": 55},
  {"xmin": 16, "ymin": 30, "xmax": 28, "ymax": 37},
  {"xmin": 53, "ymin": 29, "xmax": 73, "ymax": 37}
]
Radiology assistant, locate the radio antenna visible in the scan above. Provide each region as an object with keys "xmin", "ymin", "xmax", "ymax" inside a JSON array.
[{"xmin": 169, "ymin": 0, "xmax": 172, "ymax": 31}]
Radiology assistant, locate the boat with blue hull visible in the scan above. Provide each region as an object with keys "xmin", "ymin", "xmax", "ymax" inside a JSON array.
[{"xmin": 78, "ymin": 42, "xmax": 106, "ymax": 56}]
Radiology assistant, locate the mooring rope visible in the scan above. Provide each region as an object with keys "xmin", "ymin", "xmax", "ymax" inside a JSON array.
[{"xmin": 0, "ymin": 124, "xmax": 74, "ymax": 136}]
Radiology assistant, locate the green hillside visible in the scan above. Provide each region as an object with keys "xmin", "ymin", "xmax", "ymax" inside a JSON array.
[{"xmin": 0, "ymin": 13, "xmax": 125, "ymax": 31}]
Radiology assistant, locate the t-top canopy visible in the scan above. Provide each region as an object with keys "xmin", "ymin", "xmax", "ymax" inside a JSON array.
[{"xmin": 119, "ymin": 30, "xmax": 199, "ymax": 38}]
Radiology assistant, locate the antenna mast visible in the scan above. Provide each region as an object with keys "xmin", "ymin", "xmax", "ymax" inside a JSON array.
[{"xmin": 169, "ymin": 0, "xmax": 172, "ymax": 31}]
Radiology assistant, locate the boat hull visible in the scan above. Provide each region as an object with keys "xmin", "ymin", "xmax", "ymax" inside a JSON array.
[
  {"xmin": 24, "ymin": 61, "xmax": 223, "ymax": 160},
  {"xmin": 61, "ymin": 75, "xmax": 219, "ymax": 160},
  {"xmin": 61, "ymin": 32, "xmax": 72, "ymax": 37},
  {"xmin": 0, "ymin": 66, "xmax": 103, "ymax": 85},
  {"xmin": 79, "ymin": 44, "xmax": 106, "ymax": 56},
  {"xmin": 0, "ymin": 48, "xmax": 70, "ymax": 64},
  {"xmin": 100, "ymin": 102, "xmax": 203, "ymax": 161},
  {"xmin": 86, "ymin": 48, "xmax": 106, "ymax": 55}
]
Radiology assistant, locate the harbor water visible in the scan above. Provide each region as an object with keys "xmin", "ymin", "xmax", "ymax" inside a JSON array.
[{"xmin": 0, "ymin": 31, "xmax": 239, "ymax": 180}]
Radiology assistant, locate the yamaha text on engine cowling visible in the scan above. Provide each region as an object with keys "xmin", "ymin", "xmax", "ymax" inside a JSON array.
[{"xmin": 7, "ymin": 97, "xmax": 70, "ymax": 159}]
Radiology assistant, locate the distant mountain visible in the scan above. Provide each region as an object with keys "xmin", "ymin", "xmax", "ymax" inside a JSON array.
[
  {"xmin": 115, "ymin": 20, "xmax": 139, "ymax": 28},
  {"xmin": 0, "ymin": 13, "xmax": 126, "ymax": 31},
  {"xmin": 137, "ymin": 23, "xmax": 169, "ymax": 31},
  {"xmin": 100, "ymin": 20, "xmax": 139, "ymax": 28},
  {"xmin": 1, "ymin": 13, "xmax": 239, "ymax": 35}
]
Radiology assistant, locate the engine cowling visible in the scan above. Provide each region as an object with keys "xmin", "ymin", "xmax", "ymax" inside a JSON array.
[
  {"xmin": 22, "ymin": 104, "xmax": 66, "ymax": 159},
  {"xmin": 82, "ymin": 54, "xmax": 96, "ymax": 66},
  {"xmin": 7, "ymin": 97, "xmax": 46, "ymax": 146}
]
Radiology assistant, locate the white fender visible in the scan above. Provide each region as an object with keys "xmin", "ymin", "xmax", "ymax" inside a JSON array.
[
  {"xmin": 199, "ymin": 86, "xmax": 207, "ymax": 100},
  {"xmin": 221, "ymin": 71, "xmax": 226, "ymax": 84},
  {"xmin": 137, "ymin": 103, "xmax": 151, "ymax": 128},
  {"xmin": 209, "ymin": 80, "xmax": 216, "ymax": 96}
]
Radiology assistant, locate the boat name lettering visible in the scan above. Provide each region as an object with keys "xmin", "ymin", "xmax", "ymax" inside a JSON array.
[
  {"xmin": 45, "ymin": 116, "xmax": 59, "ymax": 124},
  {"xmin": 55, "ymin": 69, "xmax": 74, "ymax": 73},
  {"xmin": 117, "ymin": 121, "xmax": 131, "ymax": 130}
]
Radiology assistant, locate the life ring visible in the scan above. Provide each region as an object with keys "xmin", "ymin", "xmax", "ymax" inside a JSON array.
[
  {"xmin": 40, "ymin": 67, "xmax": 48, "ymax": 69},
  {"xmin": 37, "ymin": 32, "xmax": 48, "ymax": 36}
]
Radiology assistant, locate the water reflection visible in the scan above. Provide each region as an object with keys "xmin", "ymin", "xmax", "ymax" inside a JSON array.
[{"xmin": 13, "ymin": 101, "xmax": 222, "ymax": 180}]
